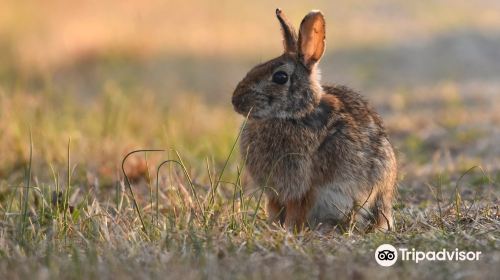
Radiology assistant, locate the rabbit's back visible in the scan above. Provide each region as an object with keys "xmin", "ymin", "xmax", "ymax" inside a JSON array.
[
  {"xmin": 313, "ymin": 84, "xmax": 392, "ymax": 186},
  {"xmin": 309, "ymin": 85, "xmax": 397, "ymax": 229}
]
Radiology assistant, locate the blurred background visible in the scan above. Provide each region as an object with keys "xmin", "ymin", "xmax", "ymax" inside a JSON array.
[{"xmin": 1, "ymin": 0, "xmax": 500, "ymax": 191}]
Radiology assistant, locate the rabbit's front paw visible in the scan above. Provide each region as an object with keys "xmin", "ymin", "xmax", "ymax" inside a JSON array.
[{"xmin": 283, "ymin": 199, "xmax": 310, "ymax": 232}]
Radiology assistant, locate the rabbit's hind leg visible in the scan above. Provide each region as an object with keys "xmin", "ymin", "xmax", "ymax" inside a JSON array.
[{"xmin": 367, "ymin": 192, "xmax": 394, "ymax": 232}]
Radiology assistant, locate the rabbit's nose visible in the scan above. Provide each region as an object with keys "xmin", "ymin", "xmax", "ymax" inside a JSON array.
[
  {"xmin": 232, "ymin": 93, "xmax": 244, "ymax": 108},
  {"xmin": 232, "ymin": 90, "xmax": 250, "ymax": 113}
]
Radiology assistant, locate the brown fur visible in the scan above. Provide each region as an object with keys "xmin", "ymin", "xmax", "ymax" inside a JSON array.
[{"xmin": 232, "ymin": 9, "xmax": 397, "ymax": 231}]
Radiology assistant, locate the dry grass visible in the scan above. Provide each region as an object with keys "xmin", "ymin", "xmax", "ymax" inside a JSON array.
[
  {"xmin": 0, "ymin": 81, "xmax": 498, "ymax": 280},
  {"xmin": 1, "ymin": 1, "xmax": 500, "ymax": 279}
]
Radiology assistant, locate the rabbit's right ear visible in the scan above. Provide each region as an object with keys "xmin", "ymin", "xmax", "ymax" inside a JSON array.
[
  {"xmin": 276, "ymin": 8, "xmax": 298, "ymax": 54},
  {"xmin": 298, "ymin": 11, "xmax": 326, "ymax": 69}
]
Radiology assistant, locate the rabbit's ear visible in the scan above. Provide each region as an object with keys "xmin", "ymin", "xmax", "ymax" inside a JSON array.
[
  {"xmin": 298, "ymin": 11, "xmax": 326, "ymax": 68},
  {"xmin": 276, "ymin": 8, "xmax": 298, "ymax": 53}
]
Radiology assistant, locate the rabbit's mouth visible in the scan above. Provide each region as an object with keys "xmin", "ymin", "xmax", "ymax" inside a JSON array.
[
  {"xmin": 232, "ymin": 92, "xmax": 275, "ymax": 119},
  {"xmin": 232, "ymin": 91, "xmax": 255, "ymax": 115},
  {"xmin": 233, "ymin": 102, "xmax": 259, "ymax": 119}
]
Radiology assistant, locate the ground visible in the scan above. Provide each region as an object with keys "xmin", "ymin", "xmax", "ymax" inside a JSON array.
[{"xmin": 0, "ymin": 1, "xmax": 499, "ymax": 279}]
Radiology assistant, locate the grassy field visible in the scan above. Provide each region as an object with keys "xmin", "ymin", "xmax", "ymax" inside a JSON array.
[{"xmin": 1, "ymin": 1, "xmax": 499, "ymax": 279}]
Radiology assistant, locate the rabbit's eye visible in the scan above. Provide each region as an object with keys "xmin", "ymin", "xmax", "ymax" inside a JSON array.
[{"xmin": 272, "ymin": 71, "xmax": 288, "ymax": 85}]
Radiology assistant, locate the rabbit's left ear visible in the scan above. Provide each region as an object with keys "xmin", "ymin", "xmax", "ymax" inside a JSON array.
[
  {"xmin": 298, "ymin": 11, "xmax": 326, "ymax": 68},
  {"xmin": 276, "ymin": 8, "xmax": 298, "ymax": 53}
]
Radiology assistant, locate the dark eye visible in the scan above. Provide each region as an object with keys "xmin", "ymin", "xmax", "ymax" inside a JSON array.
[{"xmin": 272, "ymin": 71, "xmax": 288, "ymax": 85}]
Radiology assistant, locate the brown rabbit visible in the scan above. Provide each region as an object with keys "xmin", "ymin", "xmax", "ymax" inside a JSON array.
[{"xmin": 232, "ymin": 9, "xmax": 397, "ymax": 231}]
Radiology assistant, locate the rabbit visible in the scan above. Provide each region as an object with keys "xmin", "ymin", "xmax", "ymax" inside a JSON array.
[{"xmin": 232, "ymin": 8, "xmax": 397, "ymax": 232}]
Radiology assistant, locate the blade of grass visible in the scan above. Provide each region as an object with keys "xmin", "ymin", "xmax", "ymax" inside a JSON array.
[
  {"xmin": 208, "ymin": 110, "xmax": 251, "ymax": 209},
  {"xmin": 122, "ymin": 149, "xmax": 164, "ymax": 235},
  {"xmin": 20, "ymin": 128, "xmax": 33, "ymax": 242},
  {"xmin": 63, "ymin": 137, "xmax": 71, "ymax": 243},
  {"xmin": 157, "ymin": 156, "xmax": 206, "ymax": 225}
]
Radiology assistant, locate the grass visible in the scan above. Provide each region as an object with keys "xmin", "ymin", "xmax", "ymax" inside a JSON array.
[
  {"xmin": 1, "ymin": 1, "xmax": 500, "ymax": 279},
  {"xmin": 0, "ymin": 87, "xmax": 498, "ymax": 279}
]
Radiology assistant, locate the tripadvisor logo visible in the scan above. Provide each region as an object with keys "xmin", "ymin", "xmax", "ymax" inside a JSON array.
[
  {"xmin": 375, "ymin": 244, "xmax": 482, "ymax": 267},
  {"xmin": 375, "ymin": 244, "xmax": 398, "ymax": 266}
]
